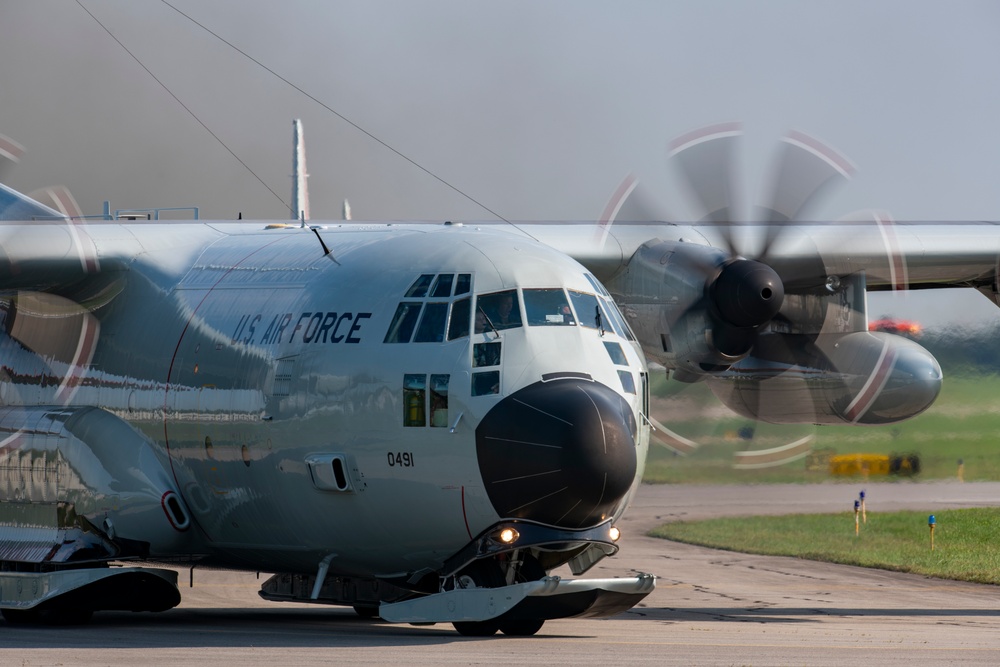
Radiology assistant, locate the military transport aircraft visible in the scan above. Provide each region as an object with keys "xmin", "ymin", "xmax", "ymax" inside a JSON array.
[{"xmin": 0, "ymin": 122, "xmax": 993, "ymax": 635}]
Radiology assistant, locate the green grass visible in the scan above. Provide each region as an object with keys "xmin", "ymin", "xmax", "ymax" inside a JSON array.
[
  {"xmin": 643, "ymin": 373, "xmax": 1000, "ymax": 484},
  {"xmin": 651, "ymin": 508, "xmax": 1000, "ymax": 584}
]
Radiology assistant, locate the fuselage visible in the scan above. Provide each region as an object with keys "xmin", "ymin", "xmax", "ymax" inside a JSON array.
[{"xmin": 0, "ymin": 220, "xmax": 649, "ymax": 577}]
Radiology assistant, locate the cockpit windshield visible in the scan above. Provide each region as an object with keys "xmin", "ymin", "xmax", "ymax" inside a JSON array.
[
  {"xmin": 523, "ymin": 288, "xmax": 576, "ymax": 326},
  {"xmin": 387, "ymin": 272, "xmax": 635, "ymax": 345}
]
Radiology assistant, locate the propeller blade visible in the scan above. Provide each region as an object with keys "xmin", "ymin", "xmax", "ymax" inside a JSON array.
[
  {"xmin": 0, "ymin": 134, "xmax": 25, "ymax": 182},
  {"xmin": 756, "ymin": 130, "xmax": 854, "ymax": 272},
  {"xmin": 668, "ymin": 122, "xmax": 743, "ymax": 234},
  {"xmin": 758, "ymin": 130, "xmax": 854, "ymax": 224},
  {"xmin": 4, "ymin": 291, "xmax": 101, "ymax": 406}
]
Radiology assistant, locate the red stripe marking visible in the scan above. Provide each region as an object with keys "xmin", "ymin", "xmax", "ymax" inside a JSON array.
[
  {"xmin": 55, "ymin": 314, "xmax": 100, "ymax": 404},
  {"xmin": 875, "ymin": 213, "xmax": 907, "ymax": 290},
  {"xmin": 0, "ymin": 431, "xmax": 26, "ymax": 456},
  {"xmin": 162, "ymin": 235, "xmax": 292, "ymax": 485},
  {"xmin": 50, "ymin": 186, "xmax": 83, "ymax": 219},
  {"xmin": 461, "ymin": 485, "xmax": 473, "ymax": 540},
  {"xmin": 71, "ymin": 221, "xmax": 100, "ymax": 273},
  {"xmin": 784, "ymin": 130, "xmax": 855, "ymax": 176},
  {"xmin": 669, "ymin": 121, "xmax": 743, "ymax": 155},
  {"xmin": 845, "ymin": 347, "xmax": 897, "ymax": 422},
  {"xmin": 732, "ymin": 438, "xmax": 813, "ymax": 466},
  {"xmin": 594, "ymin": 174, "xmax": 637, "ymax": 245},
  {"xmin": 0, "ymin": 135, "xmax": 24, "ymax": 162}
]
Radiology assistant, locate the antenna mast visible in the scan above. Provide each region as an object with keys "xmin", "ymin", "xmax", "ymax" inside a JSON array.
[{"xmin": 291, "ymin": 119, "xmax": 310, "ymax": 221}]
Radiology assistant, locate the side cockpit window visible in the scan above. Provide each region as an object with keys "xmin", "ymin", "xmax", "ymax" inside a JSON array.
[
  {"xmin": 568, "ymin": 290, "xmax": 601, "ymax": 329},
  {"xmin": 414, "ymin": 303, "xmax": 448, "ymax": 342},
  {"xmin": 386, "ymin": 274, "xmax": 474, "ymax": 343},
  {"xmin": 384, "ymin": 303, "xmax": 422, "ymax": 343},
  {"xmin": 583, "ymin": 273, "xmax": 636, "ymax": 341},
  {"xmin": 602, "ymin": 297, "xmax": 636, "ymax": 341},
  {"xmin": 448, "ymin": 297, "xmax": 471, "ymax": 340},
  {"xmin": 476, "ymin": 290, "xmax": 521, "ymax": 330}
]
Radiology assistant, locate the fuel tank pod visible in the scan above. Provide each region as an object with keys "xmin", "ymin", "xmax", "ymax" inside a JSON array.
[{"xmin": 709, "ymin": 331, "xmax": 942, "ymax": 426}]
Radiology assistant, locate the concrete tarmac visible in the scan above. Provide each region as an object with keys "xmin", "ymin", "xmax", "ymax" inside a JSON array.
[{"xmin": 4, "ymin": 482, "xmax": 1000, "ymax": 665}]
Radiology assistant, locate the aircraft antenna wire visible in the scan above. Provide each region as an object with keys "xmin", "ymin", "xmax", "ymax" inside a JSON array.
[
  {"xmin": 74, "ymin": 0, "xmax": 291, "ymax": 211},
  {"xmin": 158, "ymin": 0, "xmax": 537, "ymax": 239}
]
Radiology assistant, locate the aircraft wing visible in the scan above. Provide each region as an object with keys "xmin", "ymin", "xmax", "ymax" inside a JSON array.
[{"xmin": 530, "ymin": 220, "xmax": 1000, "ymax": 301}]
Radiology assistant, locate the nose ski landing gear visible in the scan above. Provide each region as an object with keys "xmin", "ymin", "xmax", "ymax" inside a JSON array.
[{"xmin": 379, "ymin": 573, "xmax": 655, "ymax": 636}]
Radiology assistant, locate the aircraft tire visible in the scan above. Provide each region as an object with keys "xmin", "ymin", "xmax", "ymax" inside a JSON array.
[
  {"xmin": 453, "ymin": 620, "xmax": 500, "ymax": 636},
  {"xmin": 499, "ymin": 619, "xmax": 544, "ymax": 636},
  {"xmin": 352, "ymin": 604, "xmax": 379, "ymax": 619},
  {"xmin": 1, "ymin": 608, "xmax": 40, "ymax": 625}
]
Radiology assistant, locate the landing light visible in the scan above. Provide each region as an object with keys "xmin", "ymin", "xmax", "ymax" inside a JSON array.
[
  {"xmin": 499, "ymin": 528, "xmax": 519, "ymax": 544},
  {"xmin": 609, "ymin": 526, "xmax": 621, "ymax": 542}
]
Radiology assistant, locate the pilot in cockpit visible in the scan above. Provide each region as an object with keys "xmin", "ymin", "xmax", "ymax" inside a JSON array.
[
  {"xmin": 495, "ymin": 293, "xmax": 519, "ymax": 327},
  {"xmin": 496, "ymin": 294, "xmax": 513, "ymax": 325}
]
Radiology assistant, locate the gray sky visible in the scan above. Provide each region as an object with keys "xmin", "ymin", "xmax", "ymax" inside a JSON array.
[{"xmin": 2, "ymin": 0, "xmax": 999, "ymax": 325}]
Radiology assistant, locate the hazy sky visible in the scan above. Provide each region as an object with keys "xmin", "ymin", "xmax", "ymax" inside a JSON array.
[{"xmin": 2, "ymin": 0, "xmax": 999, "ymax": 325}]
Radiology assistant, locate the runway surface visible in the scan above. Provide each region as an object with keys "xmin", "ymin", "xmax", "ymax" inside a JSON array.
[{"xmin": 4, "ymin": 481, "xmax": 1000, "ymax": 665}]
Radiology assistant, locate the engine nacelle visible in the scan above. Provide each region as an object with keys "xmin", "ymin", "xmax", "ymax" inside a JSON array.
[
  {"xmin": 708, "ymin": 331, "xmax": 943, "ymax": 425},
  {"xmin": 610, "ymin": 239, "xmax": 783, "ymax": 381},
  {"xmin": 0, "ymin": 406, "xmax": 195, "ymax": 562}
]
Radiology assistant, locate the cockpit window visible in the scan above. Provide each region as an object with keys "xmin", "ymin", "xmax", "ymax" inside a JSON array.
[
  {"xmin": 431, "ymin": 274, "xmax": 454, "ymax": 298},
  {"xmin": 602, "ymin": 297, "xmax": 636, "ymax": 341},
  {"xmin": 413, "ymin": 303, "xmax": 449, "ymax": 342},
  {"xmin": 524, "ymin": 288, "xmax": 576, "ymax": 326},
  {"xmin": 584, "ymin": 273, "xmax": 610, "ymax": 297},
  {"xmin": 474, "ymin": 341, "xmax": 501, "ymax": 367},
  {"xmin": 405, "ymin": 274, "xmax": 435, "ymax": 298},
  {"xmin": 384, "ymin": 303, "xmax": 423, "ymax": 343},
  {"xmin": 604, "ymin": 341, "xmax": 629, "ymax": 365},
  {"xmin": 618, "ymin": 370, "xmax": 636, "ymax": 394},
  {"xmin": 568, "ymin": 290, "xmax": 602, "ymax": 329},
  {"xmin": 596, "ymin": 299, "xmax": 620, "ymax": 337},
  {"xmin": 387, "ymin": 274, "xmax": 475, "ymax": 343},
  {"xmin": 447, "ymin": 297, "xmax": 471, "ymax": 340},
  {"xmin": 476, "ymin": 290, "xmax": 521, "ymax": 330},
  {"xmin": 472, "ymin": 370, "xmax": 500, "ymax": 396}
]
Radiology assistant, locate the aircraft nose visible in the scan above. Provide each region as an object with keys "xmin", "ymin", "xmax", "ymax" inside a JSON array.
[{"xmin": 475, "ymin": 378, "xmax": 638, "ymax": 528}]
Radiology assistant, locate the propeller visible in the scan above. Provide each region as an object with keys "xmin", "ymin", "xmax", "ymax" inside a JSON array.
[
  {"xmin": 609, "ymin": 123, "xmax": 867, "ymax": 467},
  {"xmin": 0, "ymin": 133, "xmax": 100, "ymax": 408},
  {"xmin": 26, "ymin": 185, "xmax": 84, "ymax": 219},
  {"xmin": 673, "ymin": 124, "xmax": 852, "ymax": 297}
]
